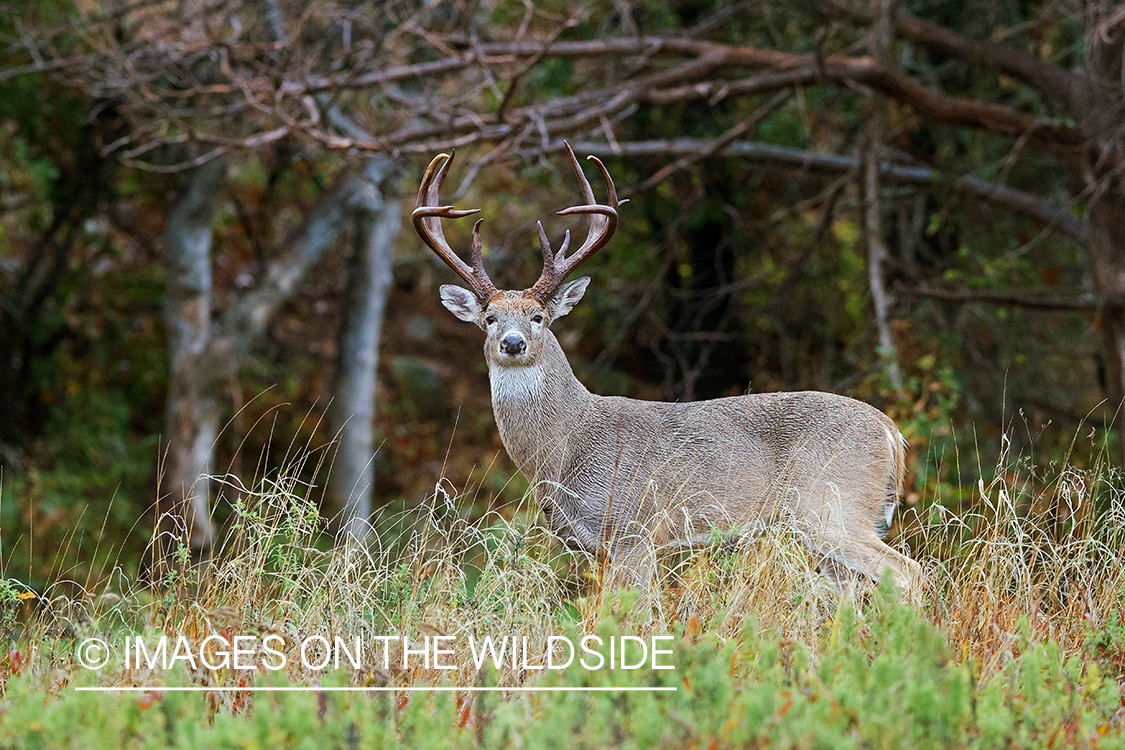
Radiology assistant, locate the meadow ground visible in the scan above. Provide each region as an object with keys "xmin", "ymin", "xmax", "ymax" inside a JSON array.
[{"xmin": 3, "ymin": 433, "xmax": 1125, "ymax": 749}]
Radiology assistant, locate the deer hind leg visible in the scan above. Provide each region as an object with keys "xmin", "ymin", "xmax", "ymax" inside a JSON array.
[
  {"xmin": 796, "ymin": 487, "xmax": 923, "ymax": 603},
  {"xmin": 873, "ymin": 539, "xmax": 924, "ymax": 604},
  {"xmin": 813, "ymin": 553, "xmax": 863, "ymax": 594},
  {"xmin": 811, "ymin": 531, "xmax": 923, "ymax": 604}
]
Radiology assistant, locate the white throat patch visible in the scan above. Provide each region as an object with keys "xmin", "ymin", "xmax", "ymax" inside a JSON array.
[{"xmin": 490, "ymin": 363, "xmax": 545, "ymax": 402}]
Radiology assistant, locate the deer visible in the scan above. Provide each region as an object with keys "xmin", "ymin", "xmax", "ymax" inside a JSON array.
[{"xmin": 412, "ymin": 142, "xmax": 923, "ymax": 602}]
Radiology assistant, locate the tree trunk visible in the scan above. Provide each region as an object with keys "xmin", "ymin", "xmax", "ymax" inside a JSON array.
[
  {"xmin": 860, "ymin": 0, "xmax": 903, "ymax": 390},
  {"xmin": 1081, "ymin": 0, "xmax": 1125, "ymax": 463},
  {"xmin": 158, "ymin": 158, "xmax": 385, "ymax": 551},
  {"xmin": 327, "ymin": 157, "xmax": 399, "ymax": 538},
  {"xmin": 1088, "ymin": 192, "xmax": 1125, "ymax": 464},
  {"xmin": 160, "ymin": 158, "xmax": 225, "ymax": 550}
]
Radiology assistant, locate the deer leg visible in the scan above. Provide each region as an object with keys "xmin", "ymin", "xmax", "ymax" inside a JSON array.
[
  {"xmin": 606, "ymin": 541, "xmax": 657, "ymax": 591},
  {"xmin": 598, "ymin": 541, "xmax": 659, "ymax": 626},
  {"xmin": 813, "ymin": 553, "xmax": 864, "ymax": 595},
  {"xmin": 811, "ymin": 532, "xmax": 923, "ymax": 604},
  {"xmin": 793, "ymin": 481, "xmax": 923, "ymax": 603},
  {"xmin": 865, "ymin": 538, "xmax": 924, "ymax": 604}
]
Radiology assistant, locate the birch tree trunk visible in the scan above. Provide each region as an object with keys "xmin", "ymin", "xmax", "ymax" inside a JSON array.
[
  {"xmin": 158, "ymin": 160, "xmax": 383, "ymax": 552},
  {"xmin": 327, "ymin": 157, "xmax": 400, "ymax": 537},
  {"xmin": 861, "ymin": 0, "xmax": 903, "ymax": 390},
  {"xmin": 160, "ymin": 158, "xmax": 225, "ymax": 550}
]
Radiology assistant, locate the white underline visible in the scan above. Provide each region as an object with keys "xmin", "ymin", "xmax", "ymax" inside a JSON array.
[{"xmin": 75, "ymin": 686, "xmax": 677, "ymax": 693}]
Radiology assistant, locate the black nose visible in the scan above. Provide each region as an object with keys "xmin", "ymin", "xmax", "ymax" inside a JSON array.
[{"xmin": 500, "ymin": 332, "xmax": 526, "ymax": 355}]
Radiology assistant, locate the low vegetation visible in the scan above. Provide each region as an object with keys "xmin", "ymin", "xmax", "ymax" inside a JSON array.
[{"xmin": 2, "ymin": 430, "xmax": 1125, "ymax": 748}]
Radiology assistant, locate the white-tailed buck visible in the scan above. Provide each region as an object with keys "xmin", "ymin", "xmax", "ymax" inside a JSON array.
[{"xmin": 413, "ymin": 143, "xmax": 923, "ymax": 600}]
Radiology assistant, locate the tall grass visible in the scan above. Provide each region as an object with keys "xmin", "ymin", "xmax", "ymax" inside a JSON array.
[
  {"xmin": 910, "ymin": 433, "xmax": 1125, "ymax": 670},
  {"xmin": 4, "ymin": 422, "xmax": 1125, "ymax": 704}
]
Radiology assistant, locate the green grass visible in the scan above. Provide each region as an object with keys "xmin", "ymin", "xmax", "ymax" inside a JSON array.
[{"xmin": 3, "ymin": 585, "xmax": 1123, "ymax": 749}]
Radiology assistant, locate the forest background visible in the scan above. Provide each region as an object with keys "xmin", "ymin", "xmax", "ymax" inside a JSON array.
[{"xmin": 0, "ymin": 0, "xmax": 1121, "ymax": 586}]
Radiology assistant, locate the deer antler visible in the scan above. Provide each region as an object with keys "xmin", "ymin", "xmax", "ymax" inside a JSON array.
[
  {"xmin": 526, "ymin": 141, "xmax": 624, "ymax": 304},
  {"xmin": 412, "ymin": 150, "xmax": 498, "ymax": 304}
]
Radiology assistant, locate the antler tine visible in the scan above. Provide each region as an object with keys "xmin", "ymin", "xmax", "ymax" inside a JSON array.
[
  {"xmin": 555, "ymin": 153, "xmax": 622, "ymax": 264},
  {"xmin": 556, "ymin": 229, "xmax": 571, "ymax": 260},
  {"xmin": 526, "ymin": 141, "xmax": 623, "ymax": 303},
  {"xmin": 469, "ymin": 218, "xmax": 493, "ymax": 290},
  {"xmin": 411, "ymin": 150, "xmax": 497, "ymax": 302},
  {"xmin": 537, "ymin": 222, "xmax": 553, "ymax": 266},
  {"xmin": 536, "ymin": 222, "xmax": 572, "ymax": 266}
]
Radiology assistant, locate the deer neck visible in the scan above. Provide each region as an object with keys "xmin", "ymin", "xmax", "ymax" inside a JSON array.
[{"xmin": 488, "ymin": 331, "xmax": 590, "ymax": 477}]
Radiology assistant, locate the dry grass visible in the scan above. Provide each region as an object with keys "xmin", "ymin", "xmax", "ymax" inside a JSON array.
[
  {"xmin": 912, "ymin": 444, "xmax": 1125, "ymax": 671},
  {"xmin": 7, "ymin": 425, "xmax": 1125, "ymax": 704}
]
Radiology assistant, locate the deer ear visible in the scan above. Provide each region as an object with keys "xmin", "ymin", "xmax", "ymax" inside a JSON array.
[
  {"xmin": 548, "ymin": 277, "xmax": 590, "ymax": 321},
  {"xmin": 439, "ymin": 285, "xmax": 483, "ymax": 324}
]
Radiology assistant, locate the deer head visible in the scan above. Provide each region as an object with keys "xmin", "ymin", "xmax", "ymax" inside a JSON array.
[{"xmin": 413, "ymin": 142, "xmax": 623, "ymax": 368}]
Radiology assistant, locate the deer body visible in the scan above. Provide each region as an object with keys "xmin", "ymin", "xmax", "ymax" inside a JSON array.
[
  {"xmin": 414, "ymin": 144, "xmax": 922, "ymax": 599},
  {"xmin": 488, "ymin": 318, "xmax": 919, "ymax": 595}
]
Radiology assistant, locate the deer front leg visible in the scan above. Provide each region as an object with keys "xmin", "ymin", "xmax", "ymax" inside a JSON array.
[
  {"xmin": 600, "ymin": 540, "xmax": 661, "ymax": 627},
  {"xmin": 604, "ymin": 541, "xmax": 657, "ymax": 592}
]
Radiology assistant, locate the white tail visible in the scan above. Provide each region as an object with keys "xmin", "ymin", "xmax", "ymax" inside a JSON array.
[{"xmin": 414, "ymin": 143, "xmax": 923, "ymax": 601}]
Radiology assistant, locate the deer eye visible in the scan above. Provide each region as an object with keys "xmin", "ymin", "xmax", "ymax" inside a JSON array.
[
  {"xmin": 531, "ymin": 314, "xmax": 544, "ymax": 324},
  {"xmin": 485, "ymin": 315, "xmax": 497, "ymax": 325}
]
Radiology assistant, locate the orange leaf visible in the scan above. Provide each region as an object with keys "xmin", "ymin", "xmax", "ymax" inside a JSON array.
[
  {"xmin": 138, "ymin": 691, "xmax": 163, "ymax": 710},
  {"xmin": 458, "ymin": 698, "xmax": 472, "ymax": 728},
  {"xmin": 777, "ymin": 690, "xmax": 793, "ymax": 718}
]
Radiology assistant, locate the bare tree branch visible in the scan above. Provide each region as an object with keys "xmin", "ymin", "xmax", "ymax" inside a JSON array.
[
  {"xmin": 897, "ymin": 284, "xmax": 1115, "ymax": 311},
  {"xmin": 291, "ymin": 42, "xmax": 1086, "ymax": 147},
  {"xmin": 817, "ymin": 0, "xmax": 1091, "ymax": 116},
  {"xmin": 219, "ymin": 162, "xmax": 390, "ymax": 357},
  {"xmin": 18, "ymin": 17, "xmax": 1087, "ymax": 165},
  {"xmin": 566, "ymin": 138, "xmax": 1088, "ymax": 242}
]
